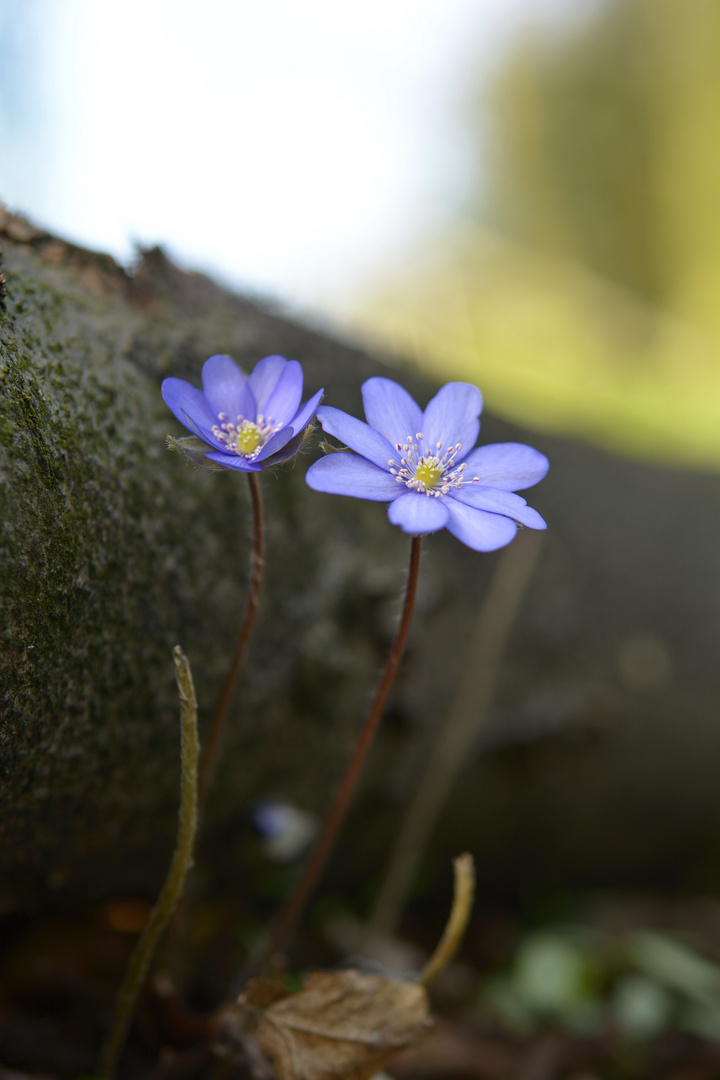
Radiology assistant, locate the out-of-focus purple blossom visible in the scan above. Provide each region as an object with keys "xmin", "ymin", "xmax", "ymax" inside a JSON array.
[
  {"xmin": 306, "ymin": 377, "xmax": 548, "ymax": 552},
  {"xmin": 162, "ymin": 354, "xmax": 323, "ymax": 471},
  {"xmin": 253, "ymin": 800, "xmax": 319, "ymax": 863}
]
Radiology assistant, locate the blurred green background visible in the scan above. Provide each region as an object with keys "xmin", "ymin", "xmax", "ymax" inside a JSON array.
[{"xmin": 355, "ymin": 0, "xmax": 720, "ymax": 470}]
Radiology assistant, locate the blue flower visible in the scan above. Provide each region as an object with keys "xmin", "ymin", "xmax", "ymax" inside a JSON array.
[
  {"xmin": 162, "ymin": 354, "xmax": 323, "ymax": 471},
  {"xmin": 305, "ymin": 377, "xmax": 548, "ymax": 551}
]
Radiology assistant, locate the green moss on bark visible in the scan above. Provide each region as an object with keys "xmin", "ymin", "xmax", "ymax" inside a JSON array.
[{"xmin": 0, "ymin": 238, "xmax": 432, "ymax": 909}]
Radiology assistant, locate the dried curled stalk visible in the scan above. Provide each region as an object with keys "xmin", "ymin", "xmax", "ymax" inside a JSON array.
[
  {"xmin": 419, "ymin": 852, "xmax": 476, "ymax": 988},
  {"xmin": 99, "ymin": 646, "xmax": 199, "ymax": 1078}
]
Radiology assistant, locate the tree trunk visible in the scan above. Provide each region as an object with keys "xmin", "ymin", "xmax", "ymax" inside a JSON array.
[{"xmin": 2, "ymin": 211, "xmax": 720, "ymax": 914}]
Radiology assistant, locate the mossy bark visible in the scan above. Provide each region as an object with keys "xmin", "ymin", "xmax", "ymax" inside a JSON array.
[
  {"xmin": 0, "ymin": 220, "xmax": 455, "ymax": 909},
  {"xmin": 4, "ymin": 213, "xmax": 720, "ymax": 915}
]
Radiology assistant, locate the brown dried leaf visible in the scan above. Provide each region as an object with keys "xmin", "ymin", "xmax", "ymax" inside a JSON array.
[
  {"xmin": 257, "ymin": 969, "xmax": 432, "ymax": 1080},
  {"xmin": 244, "ymin": 976, "xmax": 296, "ymax": 1009}
]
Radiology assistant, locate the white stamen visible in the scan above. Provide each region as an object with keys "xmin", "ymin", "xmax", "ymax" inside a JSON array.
[{"xmin": 388, "ymin": 428, "xmax": 477, "ymax": 497}]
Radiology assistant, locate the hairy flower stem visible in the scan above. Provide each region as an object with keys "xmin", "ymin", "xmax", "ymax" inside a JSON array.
[
  {"xmin": 100, "ymin": 647, "xmax": 199, "ymax": 1079},
  {"xmin": 198, "ymin": 471, "xmax": 265, "ymax": 810},
  {"xmin": 247, "ymin": 535, "xmax": 423, "ymax": 978}
]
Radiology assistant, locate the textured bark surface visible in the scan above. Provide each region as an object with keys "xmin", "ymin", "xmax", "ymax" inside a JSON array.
[{"xmin": 2, "ymin": 211, "xmax": 720, "ymax": 914}]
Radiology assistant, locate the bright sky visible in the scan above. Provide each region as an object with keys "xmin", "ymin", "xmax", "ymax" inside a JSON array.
[{"xmin": 0, "ymin": 0, "xmax": 578, "ymax": 310}]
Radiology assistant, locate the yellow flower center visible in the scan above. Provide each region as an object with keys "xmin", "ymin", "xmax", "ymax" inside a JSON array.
[
  {"xmin": 236, "ymin": 420, "xmax": 263, "ymax": 456},
  {"xmin": 414, "ymin": 459, "xmax": 442, "ymax": 490}
]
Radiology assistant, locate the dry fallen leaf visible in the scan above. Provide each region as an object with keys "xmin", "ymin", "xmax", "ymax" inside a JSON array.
[
  {"xmin": 243, "ymin": 976, "xmax": 295, "ymax": 1009},
  {"xmin": 256, "ymin": 969, "xmax": 432, "ymax": 1080}
]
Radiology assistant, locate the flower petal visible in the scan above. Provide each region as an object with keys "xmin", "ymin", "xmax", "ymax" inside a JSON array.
[
  {"xmin": 306, "ymin": 454, "xmax": 401, "ymax": 501},
  {"xmin": 289, "ymin": 388, "xmax": 324, "ymax": 435},
  {"xmin": 387, "ymin": 492, "xmax": 449, "ymax": 534},
  {"xmin": 263, "ymin": 359, "xmax": 303, "ymax": 427},
  {"xmin": 161, "ymin": 378, "xmax": 225, "ymax": 448},
  {"xmin": 260, "ymin": 430, "xmax": 306, "ymax": 468},
  {"xmin": 452, "ymin": 485, "xmax": 547, "ymax": 529},
  {"xmin": 236, "ymin": 380, "xmax": 258, "ymax": 425},
  {"xmin": 421, "ymin": 382, "xmax": 483, "ymax": 455},
  {"xmin": 255, "ymin": 425, "xmax": 296, "ymax": 462},
  {"xmin": 248, "ymin": 354, "xmax": 288, "ymax": 413},
  {"xmin": 444, "ymin": 499, "xmax": 518, "ymax": 551},
  {"xmin": 256, "ymin": 387, "xmax": 324, "ymax": 463},
  {"xmin": 462, "ymin": 443, "xmax": 549, "ymax": 491},
  {"xmin": 204, "ymin": 450, "xmax": 263, "ymax": 472},
  {"xmin": 201, "ymin": 354, "xmax": 249, "ymax": 421},
  {"xmin": 316, "ymin": 405, "xmax": 396, "ymax": 469},
  {"xmin": 361, "ymin": 377, "xmax": 423, "ymax": 445}
]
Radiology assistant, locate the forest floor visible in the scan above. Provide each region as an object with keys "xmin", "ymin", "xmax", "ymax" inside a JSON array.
[{"xmin": 2, "ymin": 886, "xmax": 720, "ymax": 1080}]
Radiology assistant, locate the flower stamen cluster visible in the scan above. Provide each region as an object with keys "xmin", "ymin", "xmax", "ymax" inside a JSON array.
[
  {"xmin": 212, "ymin": 412, "xmax": 280, "ymax": 459},
  {"xmin": 388, "ymin": 434, "xmax": 479, "ymax": 497}
]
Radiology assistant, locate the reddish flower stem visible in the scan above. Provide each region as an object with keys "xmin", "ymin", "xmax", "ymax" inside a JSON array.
[
  {"xmin": 247, "ymin": 534, "xmax": 423, "ymax": 977},
  {"xmin": 198, "ymin": 472, "xmax": 265, "ymax": 811}
]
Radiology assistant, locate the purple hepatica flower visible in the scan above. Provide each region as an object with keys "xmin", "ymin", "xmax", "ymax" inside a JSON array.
[
  {"xmin": 162, "ymin": 354, "xmax": 323, "ymax": 471},
  {"xmin": 306, "ymin": 377, "xmax": 548, "ymax": 551}
]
